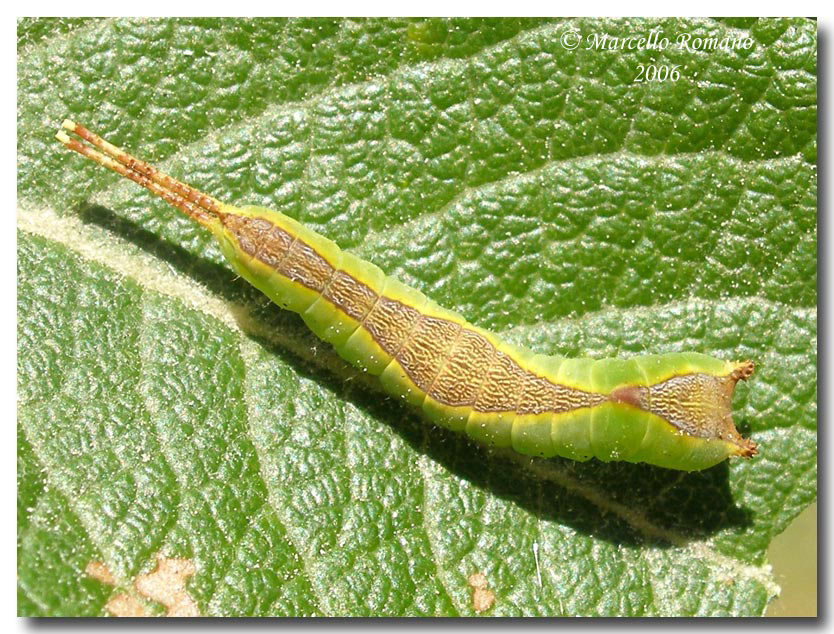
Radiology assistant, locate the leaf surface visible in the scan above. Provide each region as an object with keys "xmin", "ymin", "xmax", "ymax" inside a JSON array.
[{"xmin": 18, "ymin": 17, "xmax": 816, "ymax": 616}]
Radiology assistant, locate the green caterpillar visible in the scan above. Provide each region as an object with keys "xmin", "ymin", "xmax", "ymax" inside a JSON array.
[{"xmin": 57, "ymin": 120, "xmax": 757, "ymax": 472}]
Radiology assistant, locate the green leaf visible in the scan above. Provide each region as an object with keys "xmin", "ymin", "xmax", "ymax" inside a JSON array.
[{"xmin": 18, "ymin": 18, "xmax": 816, "ymax": 616}]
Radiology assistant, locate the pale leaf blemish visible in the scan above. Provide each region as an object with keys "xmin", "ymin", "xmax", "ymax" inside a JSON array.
[
  {"xmin": 85, "ymin": 560, "xmax": 115, "ymax": 585},
  {"xmin": 467, "ymin": 572, "xmax": 496, "ymax": 613},
  {"xmin": 85, "ymin": 560, "xmax": 152, "ymax": 617},
  {"xmin": 107, "ymin": 594, "xmax": 151, "ymax": 617},
  {"xmin": 135, "ymin": 553, "xmax": 199, "ymax": 617},
  {"xmin": 84, "ymin": 554, "xmax": 199, "ymax": 617}
]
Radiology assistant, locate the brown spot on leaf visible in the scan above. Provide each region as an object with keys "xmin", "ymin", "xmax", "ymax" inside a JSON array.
[
  {"xmin": 85, "ymin": 554, "xmax": 199, "ymax": 617},
  {"xmin": 467, "ymin": 572, "xmax": 496, "ymax": 613},
  {"xmin": 85, "ymin": 560, "xmax": 115, "ymax": 585},
  {"xmin": 135, "ymin": 553, "xmax": 199, "ymax": 617},
  {"xmin": 107, "ymin": 594, "xmax": 151, "ymax": 617}
]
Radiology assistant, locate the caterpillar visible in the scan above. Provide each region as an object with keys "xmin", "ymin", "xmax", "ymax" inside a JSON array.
[{"xmin": 56, "ymin": 120, "xmax": 757, "ymax": 472}]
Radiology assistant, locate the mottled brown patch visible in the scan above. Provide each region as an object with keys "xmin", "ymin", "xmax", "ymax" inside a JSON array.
[
  {"xmin": 363, "ymin": 297, "xmax": 422, "ymax": 355},
  {"xmin": 222, "ymin": 215, "xmax": 270, "ymax": 258},
  {"xmin": 647, "ymin": 371, "xmax": 755, "ymax": 455},
  {"xmin": 226, "ymin": 216, "xmax": 386, "ymax": 314},
  {"xmin": 226, "ymin": 215, "xmax": 336, "ymax": 295},
  {"xmin": 323, "ymin": 270, "xmax": 378, "ymax": 321},
  {"xmin": 467, "ymin": 572, "xmax": 496, "ymax": 613},
  {"xmin": 517, "ymin": 374, "xmax": 557, "ymax": 414},
  {"xmin": 221, "ymin": 215, "xmax": 611, "ymax": 419},
  {"xmin": 396, "ymin": 317, "xmax": 462, "ymax": 390},
  {"xmin": 518, "ymin": 374, "xmax": 605, "ymax": 414},
  {"xmin": 475, "ymin": 348, "xmax": 527, "ymax": 412},
  {"xmin": 258, "ymin": 227, "xmax": 296, "ymax": 269},
  {"xmin": 430, "ymin": 328, "xmax": 495, "ymax": 406},
  {"xmin": 277, "ymin": 240, "xmax": 335, "ymax": 291},
  {"xmin": 388, "ymin": 316, "xmax": 605, "ymax": 415}
]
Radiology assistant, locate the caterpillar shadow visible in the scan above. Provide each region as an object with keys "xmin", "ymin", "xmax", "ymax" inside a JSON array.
[{"xmin": 79, "ymin": 203, "xmax": 754, "ymax": 549}]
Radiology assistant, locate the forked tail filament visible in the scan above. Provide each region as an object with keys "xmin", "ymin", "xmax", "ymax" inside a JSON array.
[{"xmin": 56, "ymin": 120, "xmax": 224, "ymax": 226}]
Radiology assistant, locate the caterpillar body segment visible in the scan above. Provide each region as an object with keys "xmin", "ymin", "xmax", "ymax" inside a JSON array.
[{"xmin": 57, "ymin": 121, "xmax": 757, "ymax": 472}]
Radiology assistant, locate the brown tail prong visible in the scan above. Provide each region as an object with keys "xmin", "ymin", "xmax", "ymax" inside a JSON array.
[
  {"xmin": 61, "ymin": 119, "xmax": 224, "ymax": 216},
  {"xmin": 731, "ymin": 360, "xmax": 757, "ymax": 459},
  {"xmin": 732, "ymin": 360, "xmax": 755, "ymax": 382},
  {"xmin": 56, "ymin": 127, "xmax": 216, "ymax": 226}
]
